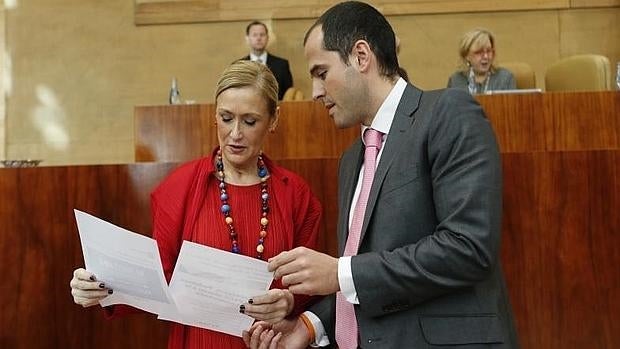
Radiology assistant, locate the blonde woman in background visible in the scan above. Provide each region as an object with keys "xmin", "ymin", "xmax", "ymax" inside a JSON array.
[{"xmin": 447, "ymin": 28, "xmax": 516, "ymax": 94}]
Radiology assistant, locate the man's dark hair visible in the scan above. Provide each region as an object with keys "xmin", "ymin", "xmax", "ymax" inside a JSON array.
[
  {"xmin": 304, "ymin": 1, "xmax": 399, "ymax": 78},
  {"xmin": 246, "ymin": 21, "xmax": 268, "ymax": 35}
]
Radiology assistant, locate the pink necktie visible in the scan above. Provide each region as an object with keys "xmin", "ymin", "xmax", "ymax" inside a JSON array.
[{"xmin": 336, "ymin": 128, "xmax": 383, "ymax": 349}]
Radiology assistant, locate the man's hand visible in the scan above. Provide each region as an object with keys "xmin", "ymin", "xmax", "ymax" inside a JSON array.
[
  {"xmin": 242, "ymin": 318, "xmax": 311, "ymax": 349},
  {"xmin": 268, "ymin": 247, "xmax": 339, "ymax": 295}
]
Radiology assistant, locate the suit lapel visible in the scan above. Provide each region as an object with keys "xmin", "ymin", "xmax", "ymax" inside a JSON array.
[{"xmin": 357, "ymin": 84, "xmax": 422, "ymax": 245}]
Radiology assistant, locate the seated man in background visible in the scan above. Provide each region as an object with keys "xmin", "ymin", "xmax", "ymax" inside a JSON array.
[
  {"xmin": 241, "ymin": 21, "xmax": 293, "ymax": 100},
  {"xmin": 448, "ymin": 28, "xmax": 516, "ymax": 94}
]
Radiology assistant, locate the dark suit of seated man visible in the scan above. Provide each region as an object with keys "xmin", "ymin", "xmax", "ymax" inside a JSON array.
[{"xmin": 241, "ymin": 21, "xmax": 293, "ymax": 100}]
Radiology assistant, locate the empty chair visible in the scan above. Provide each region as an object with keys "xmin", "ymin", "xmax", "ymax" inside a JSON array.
[
  {"xmin": 500, "ymin": 62, "xmax": 536, "ymax": 89},
  {"xmin": 545, "ymin": 54, "xmax": 611, "ymax": 91}
]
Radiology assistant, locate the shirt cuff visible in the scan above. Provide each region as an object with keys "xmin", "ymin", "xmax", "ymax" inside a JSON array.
[
  {"xmin": 338, "ymin": 256, "xmax": 359, "ymax": 304},
  {"xmin": 303, "ymin": 311, "xmax": 330, "ymax": 347}
]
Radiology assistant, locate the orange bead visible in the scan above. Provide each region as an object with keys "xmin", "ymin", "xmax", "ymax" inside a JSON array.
[
  {"xmin": 260, "ymin": 230, "xmax": 267, "ymax": 237},
  {"xmin": 225, "ymin": 217, "xmax": 233, "ymax": 224}
]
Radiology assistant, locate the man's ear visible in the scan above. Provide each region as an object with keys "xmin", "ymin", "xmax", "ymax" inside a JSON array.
[{"xmin": 352, "ymin": 39, "xmax": 371, "ymax": 72}]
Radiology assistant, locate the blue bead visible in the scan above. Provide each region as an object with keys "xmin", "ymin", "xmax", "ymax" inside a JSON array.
[
  {"xmin": 221, "ymin": 204, "xmax": 230, "ymax": 213},
  {"xmin": 220, "ymin": 193, "xmax": 228, "ymax": 201},
  {"xmin": 232, "ymin": 246, "xmax": 240, "ymax": 253},
  {"xmin": 258, "ymin": 167, "xmax": 268, "ymax": 177}
]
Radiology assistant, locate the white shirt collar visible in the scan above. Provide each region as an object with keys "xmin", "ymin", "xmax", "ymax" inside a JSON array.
[
  {"xmin": 361, "ymin": 77, "xmax": 408, "ymax": 140},
  {"xmin": 250, "ymin": 52, "xmax": 268, "ymax": 64}
]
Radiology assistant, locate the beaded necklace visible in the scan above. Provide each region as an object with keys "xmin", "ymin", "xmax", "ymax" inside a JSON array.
[{"xmin": 215, "ymin": 148, "xmax": 269, "ymax": 259}]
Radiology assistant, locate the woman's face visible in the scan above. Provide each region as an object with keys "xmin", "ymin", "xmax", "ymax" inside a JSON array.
[
  {"xmin": 215, "ymin": 86, "xmax": 277, "ymax": 172},
  {"xmin": 467, "ymin": 39, "xmax": 495, "ymax": 75}
]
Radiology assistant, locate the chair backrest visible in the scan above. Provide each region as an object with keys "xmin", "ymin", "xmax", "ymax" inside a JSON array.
[
  {"xmin": 293, "ymin": 89, "xmax": 305, "ymax": 101},
  {"xmin": 545, "ymin": 54, "xmax": 611, "ymax": 91},
  {"xmin": 500, "ymin": 62, "xmax": 536, "ymax": 89},
  {"xmin": 282, "ymin": 87, "xmax": 297, "ymax": 101}
]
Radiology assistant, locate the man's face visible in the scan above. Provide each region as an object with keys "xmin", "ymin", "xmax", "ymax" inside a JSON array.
[
  {"xmin": 247, "ymin": 24, "xmax": 268, "ymax": 53},
  {"xmin": 304, "ymin": 26, "xmax": 366, "ymax": 129}
]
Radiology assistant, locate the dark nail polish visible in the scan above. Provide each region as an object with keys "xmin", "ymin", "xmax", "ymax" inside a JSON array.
[
  {"xmin": 239, "ymin": 304, "xmax": 245, "ymax": 314},
  {"xmin": 107, "ymin": 289, "xmax": 113, "ymax": 294},
  {"xmin": 248, "ymin": 298, "xmax": 253, "ymax": 304},
  {"xmin": 99, "ymin": 283, "xmax": 105, "ymax": 289}
]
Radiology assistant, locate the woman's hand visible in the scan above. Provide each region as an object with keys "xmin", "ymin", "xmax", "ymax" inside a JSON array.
[
  {"xmin": 241, "ymin": 289, "xmax": 294, "ymax": 324},
  {"xmin": 70, "ymin": 268, "xmax": 112, "ymax": 307}
]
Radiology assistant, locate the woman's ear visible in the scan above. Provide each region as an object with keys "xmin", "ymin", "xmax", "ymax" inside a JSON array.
[{"xmin": 269, "ymin": 107, "xmax": 280, "ymax": 133}]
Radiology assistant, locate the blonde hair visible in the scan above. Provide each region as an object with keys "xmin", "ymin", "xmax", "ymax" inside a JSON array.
[
  {"xmin": 215, "ymin": 60, "xmax": 278, "ymax": 116},
  {"xmin": 458, "ymin": 28, "xmax": 496, "ymax": 72}
]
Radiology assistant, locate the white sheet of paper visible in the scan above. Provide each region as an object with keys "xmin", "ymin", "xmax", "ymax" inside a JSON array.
[
  {"xmin": 158, "ymin": 241, "xmax": 273, "ymax": 337},
  {"xmin": 74, "ymin": 209, "xmax": 175, "ymax": 315}
]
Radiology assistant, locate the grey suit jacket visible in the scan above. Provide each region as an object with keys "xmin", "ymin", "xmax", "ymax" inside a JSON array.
[{"xmin": 310, "ymin": 84, "xmax": 519, "ymax": 348}]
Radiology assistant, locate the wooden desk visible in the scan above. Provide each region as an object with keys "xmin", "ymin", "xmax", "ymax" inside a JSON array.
[
  {"xmin": 477, "ymin": 91, "xmax": 619, "ymax": 152},
  {"xmin": 135, "ymin": 92, "xmax": 620, "ymax": 162},
  {"xmin": 134, "ymin": 101, "xmax": 359, "ymax": 162}
]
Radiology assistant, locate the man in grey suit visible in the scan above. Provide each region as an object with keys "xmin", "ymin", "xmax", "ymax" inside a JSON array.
[{"xmin": 242, "ymin": 2, "xmax": 518, "ymax": 348}]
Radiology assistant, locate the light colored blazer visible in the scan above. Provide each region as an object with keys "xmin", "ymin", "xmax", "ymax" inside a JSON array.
[{"xmin": 310, "ymin": 84, "xmax": 519, "ymax": 348}]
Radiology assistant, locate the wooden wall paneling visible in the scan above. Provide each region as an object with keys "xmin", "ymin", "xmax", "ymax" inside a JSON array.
[
  {"xmin": 542, "ymin": 91, "xmax": 619, "ymax": 151},
  {"xmin": 134, "ymin": 101, "xmax": 359, "ymax": 162},
  {"xmin": 267, "ymin": 101, "xmax": 358, "ymax": 160},
  {"xmin": 0, "ymin": 164, "xmax": 177, "ymax": 349},
  {"xmin": 134, "ymin": 0, "xmax": 577, "ymax": 25},
  {"xmin": 476, "ymin": 93, "xmax": 548, "ymax": 153},
  {"xmin": 278, "ymin": 158, "xmax": 340, "ymax": 257},
  {"xmin": 134, "ymin": 104, "xmax": 217, "ymax": 162},
  {"xmin": 0, "ymin": 159, "xmax": 343, "ymax": 348},
  {"xmin": 501, "ymin": 150, "xmax": 620, "ymax": 349},
  {"xmin": 571, "ymin": 0, "xmax": 620, "ymax": 7}
]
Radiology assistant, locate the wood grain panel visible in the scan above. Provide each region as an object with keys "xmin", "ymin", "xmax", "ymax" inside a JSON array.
[
  {"xmin": 501, "ymin": 150, "xmax": 620, "ymax": 348},
  {"xmin": 476, "ymin": 91, "xmax": 619, "ymax": 152},
  {"xmin": 134, "ymin": 0, "xmax": 578, "ymax": 25},
  {"xmin": 0, "ymin": 164, "xmax": 177, "ymax": 349},
  {"xmin": 134, "ymin": 103, "xmax": 217, "ymax": 162},
  {"xmin": 476, "ymin": 93, "xmax": 548, "ymax": 153},
  {"xmin": 571, "ymin": 0, "xmax": 620, "ymax": 7},
  {"xmin": 135, "ymin": 101, "xmax": 359, "ymax": 162},
  {"xmin": 542, "ymin": 91, "xmax": 619, "ymax": 151},
  {"xmin": 0, "ymin": 159, "xmax": 341, "ymax": 348},
  {"xmin": 137, "ymin": 92, "xmax": 620, "ymax": 163}
]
